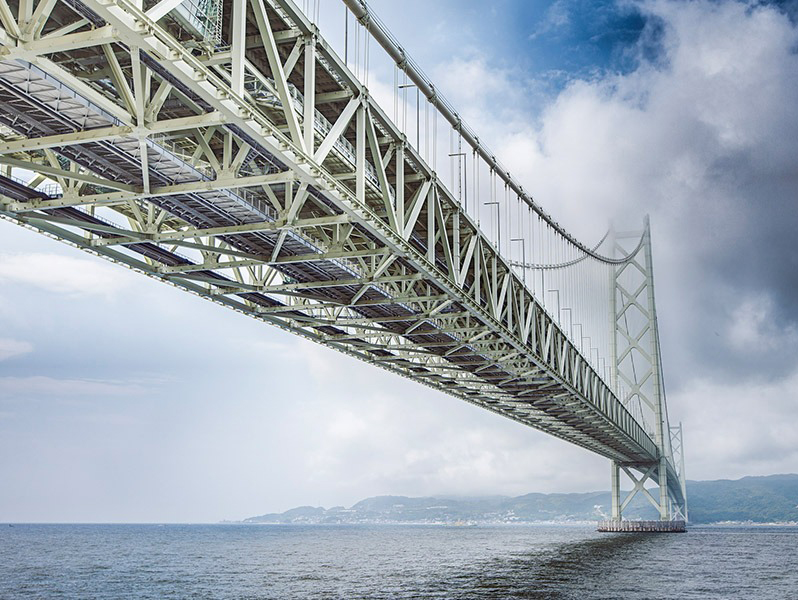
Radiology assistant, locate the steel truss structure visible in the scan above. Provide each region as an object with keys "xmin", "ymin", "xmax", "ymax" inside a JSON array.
[
  {"xmin": 0, "ymin": 0, "xmax": 686, "ymax": 522},
  {"xmin": 610, "ymin": 224, "xmax": 687, "ymax": 521}
]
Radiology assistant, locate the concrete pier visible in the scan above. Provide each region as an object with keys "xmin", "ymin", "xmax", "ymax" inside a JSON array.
[{"xmin": 597, "ymin": 520, "xmax": 686, "ymax": 533}]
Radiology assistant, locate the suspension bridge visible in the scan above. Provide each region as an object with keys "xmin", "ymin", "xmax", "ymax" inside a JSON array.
[{"xmin": 0, "ymin": 0, "xmax": 687, "ymax": 528}]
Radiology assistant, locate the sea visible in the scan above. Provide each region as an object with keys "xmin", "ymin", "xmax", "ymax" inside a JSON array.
[{"xmin": 1, "ymin": 523, "xmax": 796, "ymax": 599}]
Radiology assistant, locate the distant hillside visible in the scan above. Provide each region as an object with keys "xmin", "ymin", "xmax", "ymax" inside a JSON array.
[
  {"xmin": 243, "ymin": 474, "xmax": 798, "ymax": 525},
  {"xmin": 687, "ymin": 474, "xmax": 798, "ymax": 523}
]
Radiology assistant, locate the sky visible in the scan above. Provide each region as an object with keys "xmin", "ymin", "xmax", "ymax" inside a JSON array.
[{"xmin": 2, "ymin": 0, "xmax": 798, "ymax": 523}]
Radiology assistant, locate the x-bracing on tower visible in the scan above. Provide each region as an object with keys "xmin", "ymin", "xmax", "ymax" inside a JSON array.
[{"xmin": 605, "ymin": 220, "xmax": 688, "ymax": 529}]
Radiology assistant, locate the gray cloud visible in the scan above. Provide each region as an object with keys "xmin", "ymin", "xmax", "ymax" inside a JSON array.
[
  {"xmin": 475, "ymin": 0, "xmax": 798, "ymax": 386},
  {"xmin": 0, "ymin": 338, "xmax": 32, "ymax": 362}
]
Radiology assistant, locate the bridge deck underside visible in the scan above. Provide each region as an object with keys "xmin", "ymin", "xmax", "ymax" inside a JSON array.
[{"xmin": 0, "ymin": 0, "xmax": 682, "ymax": 506}]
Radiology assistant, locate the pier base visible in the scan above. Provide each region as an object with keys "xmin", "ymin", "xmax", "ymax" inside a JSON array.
[{"xmin": 597, "ymin": 520, "xmax": 686, "ymax": 533}]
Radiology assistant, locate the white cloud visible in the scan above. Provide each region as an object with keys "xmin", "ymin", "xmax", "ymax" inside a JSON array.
[
  {"xmin": 530, "ymin": 0, "xmax": 571, "ymax": 41},
  {"xmin": 0, "ymin": 338, "xmax": 33, "ymax": 361},
  {"xmin": 296, "ymin": 354, "xmax": 608, "ymax": 500},
  {"xmin": 0, "ymin": 376, "xmax": 148, "ymax": 398},
  {"xmin": 0, "ymin": 252, "xmax": 133, "ymax": 298},
  {"xmin": 674, "ymin": 368, "xmax": 798, "ymax": 480},
  {"xmin": 435, "ymin": 56, "xmax": 516, "ymax": 112}
]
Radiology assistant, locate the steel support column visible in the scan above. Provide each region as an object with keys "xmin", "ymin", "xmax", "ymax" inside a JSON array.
[{"xmin": 611, "ymin": 460, "xmax": 621, "ymax": 521}]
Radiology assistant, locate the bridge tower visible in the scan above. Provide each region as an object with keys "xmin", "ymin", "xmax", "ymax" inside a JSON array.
[{"xmin": 608, "ymin": 218, "xmax": 688, "ymax": 527}]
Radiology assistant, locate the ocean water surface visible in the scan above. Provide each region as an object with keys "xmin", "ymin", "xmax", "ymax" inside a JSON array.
[{"xmin": 0, "ymin": 523, "xmax": 795, "ymax": 599}]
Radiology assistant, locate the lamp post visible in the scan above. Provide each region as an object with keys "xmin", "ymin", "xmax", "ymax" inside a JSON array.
[
  {"xmin": 484, "ymin": 200, "xmax": 500, "ymax": 251},
  {"xmin": 561, "ymin": 307, "xmax": 573, "ymax": 340},
  {"xmin": 547, "ymin": 288, "xmax": 560, "ymax": 321},
  {"xmin": 511, "ymin": 237, "xmax": 525, "ymax": 285},
  {"xmin": 573, "ymin": 323, "xmax": 583, "ymax": 354},
  {"xmin": 449, "ymin": 151, "xmax": 467, "ymax": 212},
  {"xmin": 398, "ymin": 83, "xmax": 420, "ymax": 150}
]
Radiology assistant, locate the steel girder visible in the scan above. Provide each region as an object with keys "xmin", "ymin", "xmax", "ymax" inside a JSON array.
[{"xmin": 0, "ymin": 0, "xmax": 665, "ymax": 468}]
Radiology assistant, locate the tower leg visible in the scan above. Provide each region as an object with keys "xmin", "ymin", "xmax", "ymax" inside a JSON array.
[
  {"xmin": 611, "ymin": 461, "xmax": 621, "ymax": 521},
  {"xmin": 658, "ymin": 456, "xmax": 669, "ymax": 520}
]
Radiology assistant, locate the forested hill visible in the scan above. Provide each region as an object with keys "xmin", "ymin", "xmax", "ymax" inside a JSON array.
[
  {"xmin": 243, "ymin": 474, "xmax": 798, "ymax": 525},
  {"xmin": 687, "ymin": 474, "xmax": 798, "ymax": 523}
]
